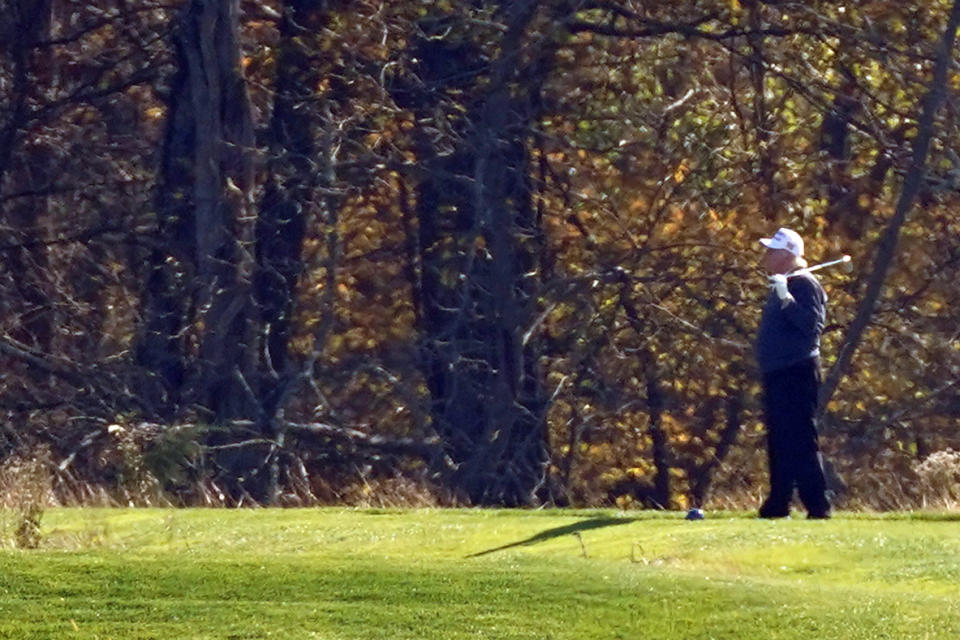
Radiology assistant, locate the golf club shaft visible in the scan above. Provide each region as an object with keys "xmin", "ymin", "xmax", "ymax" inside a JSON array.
[{"xmin": 787, "ymin": 255, "xmax": 851, "ymax": 278}]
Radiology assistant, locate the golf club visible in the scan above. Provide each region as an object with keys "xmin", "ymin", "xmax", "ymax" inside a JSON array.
[{"xmin": 787, "ymin": 254, "xmax": 852, "ymax": 278}]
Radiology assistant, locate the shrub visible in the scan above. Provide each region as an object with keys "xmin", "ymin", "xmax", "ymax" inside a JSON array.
[{"xmin": 913, "ymin": 449, "xmax": 960, "ymax": 509}]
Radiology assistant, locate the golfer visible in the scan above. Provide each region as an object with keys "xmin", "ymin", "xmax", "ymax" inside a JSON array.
[{"xmin": 755, "ymin": 228, "xmax": 831, "ymax": 519}]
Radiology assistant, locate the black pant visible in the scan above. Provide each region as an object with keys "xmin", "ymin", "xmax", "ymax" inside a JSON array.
[{"xmin": 760, "ymin": 358, "xmax": 830, "ymax": 518}]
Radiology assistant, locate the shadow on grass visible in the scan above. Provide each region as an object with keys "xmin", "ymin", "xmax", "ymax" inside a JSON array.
[
  {"xmin": 844, "ymin": 512, "xmax": 960, "ymax": 522},
  {"xmin": 467, "ymin": 517, "xmax": 636, "ymax": 558}
]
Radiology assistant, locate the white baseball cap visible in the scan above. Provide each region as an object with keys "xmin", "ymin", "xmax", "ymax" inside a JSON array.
[{"xmin": 760, "ymin": 228, "xmax": 804, "ymax": 257}]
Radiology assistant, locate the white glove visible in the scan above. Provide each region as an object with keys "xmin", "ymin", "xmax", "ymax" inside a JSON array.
[{"xmin": 768, "ymin": 274, "xmax": 794, "ymax": 306}]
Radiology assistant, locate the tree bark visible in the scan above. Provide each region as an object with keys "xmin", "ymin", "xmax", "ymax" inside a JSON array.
[
  {"xmin": 255, "ymin": 0, "xmax": 325, "ymax": 386},
  {"xmin": 135, "ymin": 40, "xmax": 194, "ymax": 417},
  {"xmin": 0, "ymin": 1, "xmax": 55, "ymax": 355},
  {"xmin": 746, "ymin": 3, "xmax": 776, "ymax": 220},
  {"xmin": 137, "ymin": 0, "xmax": 257, "ymax": 423},
  {"xmin": 407, "ymin": 1, "xmax": 554, "ymax": 505},
  {"xmin": 691, "ymin": 391, "xmax": 742, "ymax": 507},
  {"xmin": 647, "ymin": 373, "xmax": 670, "ymax": 508},
  {"xmin": 250, "ymin": 0, "xmax": 343, "ymax": 504}
]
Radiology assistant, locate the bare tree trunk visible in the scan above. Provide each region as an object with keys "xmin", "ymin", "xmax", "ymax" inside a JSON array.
[
  {"xmin": 616, "ymin": 276, "xmax": 674, "ymax": 508},
  {"xmin": 5, "ymin": 143, "xmax": 55, "ymax": 355},
  {"xmin": 188, "ymin": 0, "xmax": 257, "ymax": 423},
  {"xmin": 647, "ymin": 373, "xmax": 670, "ymax": 508},
  {"xmin": 136, "ymin": 48, "xmax": 194, "ymax": 417},
  {"xmin": 137, "ymin": 0, "xmax": 257, "ymax": 424},
  {"xmin": 250, "ymin": 0, "xmax": 345, "ymax": 504},
  {"xmin": 255, "ymin": 0, "xmax": 321, "ymax": 392},
  {"xmin": 746, "ymin": 4, "xmax": 776, "ymax": 220},
  {"xmin": 820, "ymin": 85, "xmax": 862, "ymax": 238},
  {"xmin": 0, "ymin": 1, "xmax": 55, "ymax": 355},
  {"xmin": 818, "ymin": 1, "xmax": 960, "ymax": 421},
  {"xmin": 406, "ymin": 1, "xmax": 554, "ymax": 505},
  {"xmin": 691, "ymin": 391, "xmax": 742, "ymax": 507}
]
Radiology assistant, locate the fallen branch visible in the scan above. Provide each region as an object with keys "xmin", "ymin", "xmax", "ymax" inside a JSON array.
[
  {"xmin": 284, "ymin": 422, "xmax": 442, "ymax": 459},
  {"xmin": 0, "ymin": 336, "xmax": 88, "ymax": 386}
]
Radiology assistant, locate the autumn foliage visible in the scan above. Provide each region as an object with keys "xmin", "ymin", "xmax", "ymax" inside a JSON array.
[{"xmin": 1, "ymin": 0, "xmax": 960, "ymax": 508}]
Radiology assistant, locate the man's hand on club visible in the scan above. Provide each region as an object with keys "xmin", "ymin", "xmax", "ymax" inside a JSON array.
[{"xmin": 768, "ymin": 273, "xmax": 794, "ymax": 307}]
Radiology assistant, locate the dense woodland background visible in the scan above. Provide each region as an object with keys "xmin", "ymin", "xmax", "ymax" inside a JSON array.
[{"xmin": 2, "ymin": 0, "xmax": 960, "ymax": 510}]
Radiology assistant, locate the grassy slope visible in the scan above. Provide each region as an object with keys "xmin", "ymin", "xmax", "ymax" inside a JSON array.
[{"xmin": 0, "ymin": 509, "xmax": 958, "ymax": 639}]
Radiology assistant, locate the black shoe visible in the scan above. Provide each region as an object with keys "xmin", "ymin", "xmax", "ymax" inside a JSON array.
[
  {"xmin": 758, "ymin": 504, "xmax": 790, "ymax": 519},
  {"xmin": 807, "ymin": 511, "xmax": 831, "ymax": 520}
]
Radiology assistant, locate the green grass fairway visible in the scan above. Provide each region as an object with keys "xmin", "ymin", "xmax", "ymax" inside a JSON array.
[{"xmin": 0, "ymin": 509, "xmax": 958, "ymax": 639}]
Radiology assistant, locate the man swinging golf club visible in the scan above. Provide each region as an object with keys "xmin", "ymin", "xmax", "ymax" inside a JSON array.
[{"xmin": 755, "ymin": 228, "xmax": 831, "ymax": 519}]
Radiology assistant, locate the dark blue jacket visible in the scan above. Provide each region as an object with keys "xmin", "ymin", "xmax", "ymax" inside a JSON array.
[{"xmin": 755, "ymin": 272, "xmax": 826, "ymax": 373}]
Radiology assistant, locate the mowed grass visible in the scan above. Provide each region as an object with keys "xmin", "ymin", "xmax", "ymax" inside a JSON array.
[{"xmin": 0, "ymin": 509, "xmax": 958, "ymax": 639}]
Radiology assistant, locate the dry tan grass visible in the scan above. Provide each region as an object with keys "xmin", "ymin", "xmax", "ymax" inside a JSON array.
[
  {"xmin": 0, "ymin": 450, "xmax": 54, "ymax": 548},
  {"xmin": 2, "ymin": 437, "xmax": 959, "ymax": 513},
  {"xmin": 912, "ymin": 449, "xmax": 960, "ymax": 509}
]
